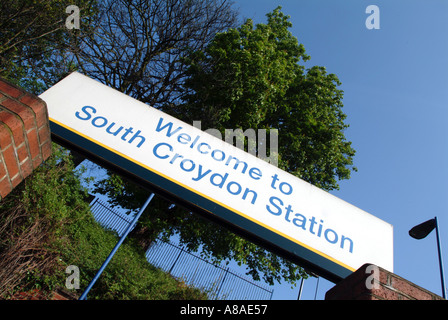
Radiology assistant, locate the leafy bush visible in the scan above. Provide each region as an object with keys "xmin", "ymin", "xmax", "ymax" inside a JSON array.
[{"xmin": 0, "ymin": 144, "xmax": 207, "ymax": 300}]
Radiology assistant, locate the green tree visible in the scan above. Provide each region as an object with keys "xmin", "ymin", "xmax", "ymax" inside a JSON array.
[{"xmin": 94, "ymin": 7, "xmax": 356, "ymax": 286}]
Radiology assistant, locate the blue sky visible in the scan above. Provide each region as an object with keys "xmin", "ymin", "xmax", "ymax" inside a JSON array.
[{"xmin": 229, "ymin": 0, "xmax": 448, "ymax": 299}]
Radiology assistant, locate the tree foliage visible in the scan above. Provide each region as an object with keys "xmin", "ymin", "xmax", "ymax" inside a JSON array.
[
  {"xmin": 69, "ymin": 0, "xmax": 237, "ymax": 108},
  {"xmin": 0, "ymin": 0, "xmax": 97, "ymax": 93},
  {"xmin": 175, "ymin": 7, "xmax": 356, "ymax": 190}
]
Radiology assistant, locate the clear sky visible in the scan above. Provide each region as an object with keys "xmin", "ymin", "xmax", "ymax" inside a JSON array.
[{"xmin": 229, "ymin": 0, "xmax": 448, "ymax": 299}]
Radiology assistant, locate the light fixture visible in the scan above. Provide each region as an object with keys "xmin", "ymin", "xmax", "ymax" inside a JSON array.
[{"xmin": 409, "ymin": 217, "xmax": 446, "ymax": 299}]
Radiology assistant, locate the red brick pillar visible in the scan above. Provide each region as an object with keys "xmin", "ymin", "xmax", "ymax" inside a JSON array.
[
  {"xmin": 0, "ymin": 78, "xmax": 52, "ymax": 200},
  {"xmin": 325, "ymin": 263, "xmax": 443, "ymax": 300}
]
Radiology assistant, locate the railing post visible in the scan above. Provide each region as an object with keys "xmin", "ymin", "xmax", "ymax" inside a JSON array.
[
  {"xmin": 169, "ymin": 247, "xmax": 184, "ymax": 274},
  {"xmin": 215, "ymin": 267, "xmax": 230, "ymax": 300}
]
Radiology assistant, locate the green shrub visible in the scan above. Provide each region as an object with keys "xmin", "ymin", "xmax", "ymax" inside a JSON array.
[{"xmin": 0, "ymin": 144, "xmax": 207, "ymax": 300}]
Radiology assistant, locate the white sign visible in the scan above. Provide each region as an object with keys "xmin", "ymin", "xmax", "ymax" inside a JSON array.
[{"xmin": 40, "ymin": 72, "xmax": 393, "ymax": 281}]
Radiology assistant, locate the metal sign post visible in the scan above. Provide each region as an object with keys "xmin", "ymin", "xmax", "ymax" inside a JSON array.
[
  {"xmin": 434, "ymin": 217, "xmax": 447, "ymax": 299},
  {"xmin": 79, "ymin": 193, "xmax": 155, "ymax": 300}
]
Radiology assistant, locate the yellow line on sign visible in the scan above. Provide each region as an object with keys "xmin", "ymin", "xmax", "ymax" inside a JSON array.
[{"xmin": 50, "ymin": 117, "xmax": 356, "ymax": 273}]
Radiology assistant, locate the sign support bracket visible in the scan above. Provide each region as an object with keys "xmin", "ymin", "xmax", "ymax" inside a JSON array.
[{"xmin": 79, "ymin": 193, "xmax": 155, "ymax": 300}]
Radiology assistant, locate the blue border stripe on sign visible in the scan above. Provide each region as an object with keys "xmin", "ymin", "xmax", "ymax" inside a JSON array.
[{"xmin": 49, "ymin": 119, "xmax": 354, "ymax": 282}]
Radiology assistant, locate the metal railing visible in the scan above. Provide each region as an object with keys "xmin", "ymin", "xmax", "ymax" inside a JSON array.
[
  {"xmin": 145, "ymin": 239, "xmax": 274, "ymax": 300},
  {"xmin": 90, "ymin": 198, "xmax": 135, "ymax": 237},
  {"xmin": 90, "ymin": 197, "xmax": 274, "ymax": 300}
]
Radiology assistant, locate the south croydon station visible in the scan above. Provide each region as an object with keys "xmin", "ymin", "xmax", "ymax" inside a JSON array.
[
  {"xmin": 75, "ymin": 105, "xmax": 355, "ymax": 255},
  {"xmin": 43, "ymin": 72, "xmax": 393, "ymax": 281}
]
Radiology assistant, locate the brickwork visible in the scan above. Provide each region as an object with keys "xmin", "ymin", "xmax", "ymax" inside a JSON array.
[
  {"xmin": 0, "ymin": 78, "xmax": 52, "ymax": 200},
  {"xmin": 325, "ymin": 263, "xmax": 443, "ymax": 300}
]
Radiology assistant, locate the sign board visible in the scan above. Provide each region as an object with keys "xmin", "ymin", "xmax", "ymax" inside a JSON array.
[{"xmin": 39, "ymin": 72, "xmax": 393, "ymax": 282}]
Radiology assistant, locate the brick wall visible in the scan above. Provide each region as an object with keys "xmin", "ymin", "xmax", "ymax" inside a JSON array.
[
  {"xmin": 325, "ymin": 263, "xmax": 443, "ymax": 300},
  {"xmin": 0, "ymin": 78, "xmax": 52, "ymax": 200}
]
